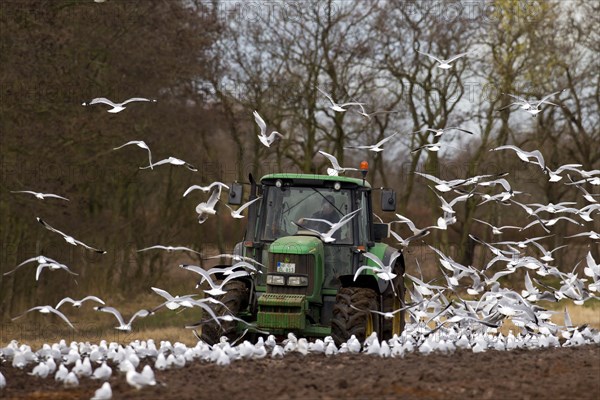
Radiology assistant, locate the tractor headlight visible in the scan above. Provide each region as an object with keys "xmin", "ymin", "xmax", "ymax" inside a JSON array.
[
  {"xmin": 267, "ymin": 274, "xmax": 285, "ymax": 285},
  {"xmin": 333, "ymin": 182, "xmax": 341, "ymax": 191},
  {"xmin": 287, "ymin": 276, "xmax": 308, "ymax": 286}
]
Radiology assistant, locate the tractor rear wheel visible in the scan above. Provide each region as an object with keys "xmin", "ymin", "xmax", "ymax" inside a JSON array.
[
  {"xmin": 199, "ymin": 280, "xmax": 249, "ymax": 345},
  {"xmin": 331, "ymin": 287, "xmax": 380, "ymax": 346}
]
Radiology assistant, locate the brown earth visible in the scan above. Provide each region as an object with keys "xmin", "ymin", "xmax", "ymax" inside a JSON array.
[{"xmin": 1, "ymin": 345, "xmax": 599, "ymax": 400}]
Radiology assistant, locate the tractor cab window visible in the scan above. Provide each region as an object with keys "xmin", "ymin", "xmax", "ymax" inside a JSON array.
[{"xmin": 261, "ymin": 186, "xmax": 354, "ymax": 245}]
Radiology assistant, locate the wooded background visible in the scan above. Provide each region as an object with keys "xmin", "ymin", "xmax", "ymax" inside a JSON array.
[{"xmin": 1, "ymin": 0, "xmax": 598, "ymax": 318}]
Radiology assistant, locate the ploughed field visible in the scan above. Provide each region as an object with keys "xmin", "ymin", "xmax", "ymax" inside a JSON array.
[{"xmin": 2, "ymin": 344, "xmax": 599, "ymax": 399}]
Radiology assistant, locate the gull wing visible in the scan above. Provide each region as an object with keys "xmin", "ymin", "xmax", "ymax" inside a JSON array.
[
  {"xmin": 417, "ymin": 50, "xmax": 444, "ymax": 64},
  {"xmin": 120, "ymin": 97, "xmax": 153, "ymax": 105},
  {"xmin": 253, "ymin": 111, "xmax": 267, "ymax": 136},
  {"xmin": 318, "ymin": 150, "xmax": 342, "ymax": 170}
]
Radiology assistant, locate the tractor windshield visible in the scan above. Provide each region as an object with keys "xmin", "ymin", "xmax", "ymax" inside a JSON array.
[{"xmin": 260, "ymin": 186, "xmax": 355, "ymax": 245}]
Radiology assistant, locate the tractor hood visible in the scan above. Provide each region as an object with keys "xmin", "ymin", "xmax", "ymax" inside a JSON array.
[{"xmin": 269, "ymin": 235, "xmax": 323, "ymax": 255}]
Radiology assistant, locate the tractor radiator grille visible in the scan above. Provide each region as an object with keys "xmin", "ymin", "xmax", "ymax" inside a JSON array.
[{"xmin": 268, "ymin": 253, "xmax": 314, "ymax": 295}]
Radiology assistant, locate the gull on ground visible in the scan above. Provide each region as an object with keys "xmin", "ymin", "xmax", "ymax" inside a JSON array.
[
  {"xmin": 91, "ymin": 382, "xmax": 112, "ymax": 400},
  {"xmin": 344, "ymin": 133, "xmax": 398, "ymax": 152},
  {"xmin": 294, "ymin": 208, "xmax": 361, "ymax": 243},
  {"xmin": 93, "ymin": 306, "xmax": 150, "ymax": 331},
  {"xmin": 140, "ymin": 156, "xmax": 197, "ymax": 172},
  {"xmin": 318, "ymin": 150, "xmax": 358, "ymax": 176},
  {"xmin": 224, "ymin": 197, "xmax": 262, "ymax": 219},
  {"xmin": 253, "ymin": 111, "xmax": 284, "ymax": 147},
  {"xmin": 12, "ymin": 306, "xmax": 75, "ymax": 329},
  {"xmin": 36, "ymin": 217, "xmax": 106, "ymax": 254},
  {"xmin": 113, "ymin": 140, "xmax": 153, "ymax": 169},
  {"xmin": 417, "ymin": 50, "xmax": 470, "ymax": 69},
  {"xmin": 183, "ymin": 182, "xmax": 229, "ymax": 197},
  {"xmin": 315, "ymin": 86, "xmax": 365, "ymax": 112},
  {"xmin": 10, "ymin": 190, "xmax": 69, "ymax": 201},
  {"xmin": 82, "ymin": 97, "xmax": 156, "ymax": 113}
]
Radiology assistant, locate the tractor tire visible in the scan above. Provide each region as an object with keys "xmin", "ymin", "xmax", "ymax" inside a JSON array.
[
  {"xmin": 381, "ymin": 270, "xmax": 406, "ymax": 340},
  {"xmin": 331, "ymin": 287, "xmax": 380, "ymax": 346},
  {"xmin": 199, "ymin": 280, "xmax": 249, "ymax": 345}
]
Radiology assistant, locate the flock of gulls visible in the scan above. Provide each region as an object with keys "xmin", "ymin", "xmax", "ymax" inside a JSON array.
[{"xmin": 2, "ymin": 39, "xmax": 600, "ymax": 399}]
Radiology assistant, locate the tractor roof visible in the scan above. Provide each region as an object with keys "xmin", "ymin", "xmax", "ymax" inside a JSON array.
[{"xmin": 260, "ymin": 173, "xmax": 371, "ymax": 188}]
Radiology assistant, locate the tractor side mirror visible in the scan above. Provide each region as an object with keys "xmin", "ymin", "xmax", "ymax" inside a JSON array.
[
  {"xmin": 381, "ymin": 189, "xmax": 396, "ymax": 212},
  {"xmin": 228, "ymin": 182, "xmax": 243, "ymax": 205},
  {"xmin": 373, "ymin": 223, "xmax": 389, "ymax": 242}
]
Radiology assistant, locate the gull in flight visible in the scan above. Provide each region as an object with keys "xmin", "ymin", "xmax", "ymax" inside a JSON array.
[
  {"xmin": 544, "ymin": 164, "xmax": 583, "ymax": 182},
  {"xmin": 525, "ymin": 90, "xmax": 566, "ymax": 116},
  {"xmin": 355, "ymin": 104, "xmax": 399, "ymax": 121},
  {"xmin": 473, "ymin": 218, "xmax": 520, "ymax": 235},
  {"xmin": 389, "ymin": 229, "xmax": 430, "ymax": 248},
  {"xmin": 490, "ymin": 145, "xmax": 546, "ymax": 171},
  {"xmin": 417, "ymin": 50, "xmax": 470, "ymax": 69},
  {"xmin": 349, "ymin": 301, "xmax": 422, "ymax": 320},
  {"xmin": 179, "ymin": 265, "xmax": 250, "ymax": 296},
  {"xmin": 10, "ymin": 190, "xmax": 69, "ymax": 201},
  {"xmin": 318, "ymin": 150, "xmax": 358, "ymax": 176},
  {"xmin": 93, "ymin": 306, "xmax": 150, "ymax": 331},
  {"xmin": 196, "ymin": 186, "xmax": 223, "ymax": 224},
  {"xmin": 253, "ymin": 111, "xmax": 284, "ymax": 147},
  {"xmin": 4, "ymin": 255, "xmax": 64, "ymax": 276},
  {"xmin": 37, "ymin": 217, "xmax": 106, "ymax": 254},
  {"xmin": 150, "ymin": 287, "xmax": 197, "ymax": 311},
  {"xmin": 35, "ymin": 262, "xmax": 79, "ymax": 282},
  {"xmin": 204, "ymin": 254, "xmax": 266, "ymax": 268},
  {"xmin": 411, "ymin": 142, "xmax": 443, "ymax": 154},
  {"xmin": 344, "ymin": 133, "xmax": 398, "ymax": 152},
  {"xmin": 137, "ymin": 245, "xmax": 202, "ymax": 255},
  {"xmin": 497, "ymin": 93, "xmax": 534, "ymax": 111},
  {"xmin": 82, "ymin": 97, "xmax": 156, "ymax": 113},
  {"xmin": 183, "ymin": 182, "xmax": 229, "ymax": 197},
  {"xmin": 425, "ymin": 127, "xmax": 475, "ymax": 137},
  {"xmin": 294, "ymin": 208, "xmax": 361, "ymax": 243},
  {"xmin": 315, "ymin": 86, "xmax": 365, "ymax": 112},
  {"xmin": 568, "ymin": 175, "xmax": 600, "ymax": 203},
  {"xmin": 353, "ymin": 250, "xmax": 403, "ymax": 282},
  {"xmin": 140, "ymin": 156, "xmax": 197, "ymax": 172},
  {"xmin": 12, "ymin": 306, "xmax": 75, "ymax": 329},
  {"xmin": 113, "ymin": 140, "xmax": 153, "ymax": 169},
  {"xmin": 565, "ymin": 231, "xmax": 600, "ymax": 240},
  {"xmin": 224, "ymin": 197, "xmax": 262, "ymax": 219},
  {"xmin": 56, "ymin": 296, "xmax": 105, "ymax": 309}
]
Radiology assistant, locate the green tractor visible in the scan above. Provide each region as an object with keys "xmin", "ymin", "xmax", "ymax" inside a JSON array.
[{"xmin": 199, "ymin": 168, "xmax": 405, "ymax": 345}]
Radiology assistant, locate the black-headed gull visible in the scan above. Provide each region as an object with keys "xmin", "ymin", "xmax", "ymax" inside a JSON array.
[
  {"xmin": 253, "ymin": 111, "xmax": 284, "ymax": 147},
  {"xmin": 183, "ymin": 182, "xmax": 229, "ymax": 197},
  {"xmin": 472, "ymin": 218, "xmax": 520, "ymax": 235},
  {"xmin": 196, "ymin": 186, "xmax": 222, "ymax": 223},
  {"xmin": 425, "ymin": 127, "xmax": 475, "ymax": 137},
  {"xmin": 315, "ymin": 86, "xmax": 365, "ymax": 112},
  {"xmin": 140, "ymin": 156, "xmax": 197, "ymax": 172},
  {"xmin": 524, "ymin": 90, "xmax": 566, "ymax": 116},
  {"xmin": 91, "ymin": 382, "xmax": 112, "ymax": 399},
  {"xmin": 490, "ymin": 145, "xmax": 546, "ymax": 171},
  {"xmin": 294, "ymin": 208, "xmax": 361, "ymax": 243},
  {"xmin": 224, "ymin": 196, "xmax": 262, "ymax": 219},
  {"xmin": 389, "ymin": 228, "xmax": 430, "ymax": 247},
  {"xmin": 37, "ymin": 217, "xmax": 106, "ymax": 254},
  {"xmin": 93, "ymin": 306, "xmax": 150, "ymax": 331},
  {"xmin": 10, "ymin": 190, "xmax": 69, "ymax": 201},
  {"xmin": 55, "ymin": 296, "xmax": 105, "ymax": 309},
  {"xmin": 12, "ymin": 305, "xmax": 76, "ymax": 329},
  {"xmin": 82, "ymin": 97, "xmax": 156, "ymax": 113},
  {"xmin": 179, "ymin": 266, "xmax": 249, "ymax": 296},
  {"xmin": 35, "ymin": 262, "xmax": 78, "ymax": 281},
  {"xmin": 4, "ymin": 255, "xmax": 64, "ymax": 276},
  {"xmin": 137, "ymin": 245, "xmax": 202, "ymax": 254},
  {"xmin": 318, "ymin": 150, "xmax": 358, "ymax": 176},
  {"xmin": 344, "ymin": 132, "xmax": 398, "ymax": 152},
  {"xmin": 113, "ymin": 140, "xmax": 153, "ymax": 169},
  {"xmin": 417, "ymin": 50, "xmax": 470, "ymax": 69}
]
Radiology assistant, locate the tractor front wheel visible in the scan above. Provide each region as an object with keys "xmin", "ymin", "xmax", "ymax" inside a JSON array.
[
  {"xmin": 199, "ymin": 280, "xmax": 249, "ymax": 345},
  {"xmin": 331, "ymin": 287, "xmax": 379, "ymax": 346}
]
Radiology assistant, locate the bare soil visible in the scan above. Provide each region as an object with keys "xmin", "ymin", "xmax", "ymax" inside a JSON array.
[{"xmin": 1, "ymin": 345, "xmax": 599, "ymax": 400}]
